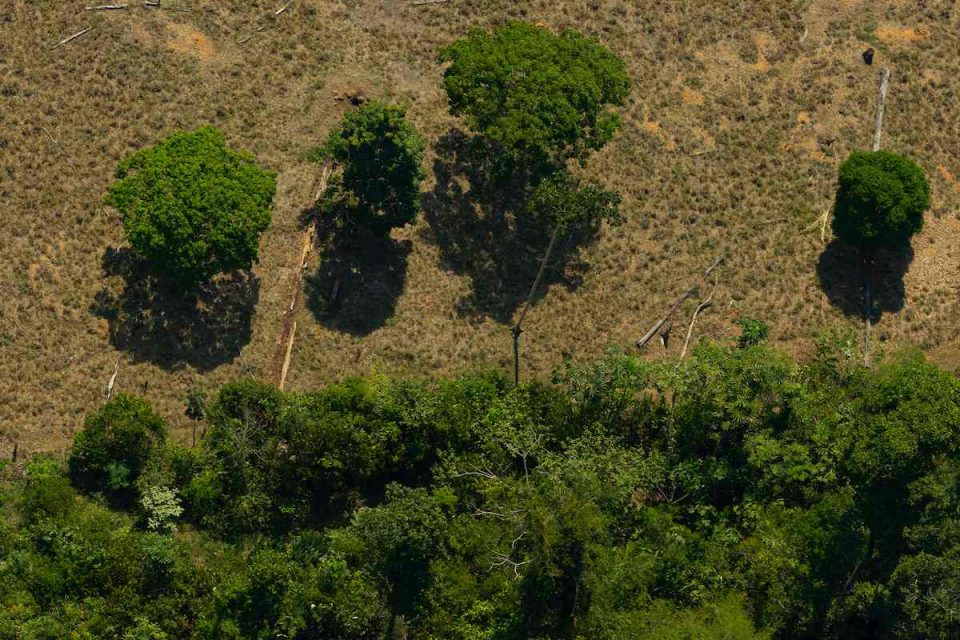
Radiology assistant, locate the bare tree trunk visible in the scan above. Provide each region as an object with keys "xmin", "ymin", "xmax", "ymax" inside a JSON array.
[
  {"xmin": 863, "ymin": 249, "xmax": 873, "ymax": 367},
  {"xmin": 873, "ymin": 68, "xmax": 891, "ymax": 153},
  {"xmin": 679, "ymin": 283, "xmax": 717, "ymax": 361},
  {"xmin": 512, "ymin": 328, "xmax": 521, "ymax": 387},
  {"xmin": 512, "ymin": 226, "xmax": 562, "ymax": 385},
  {"xmin": 863, "ymin": 68, "xmax": 889, "ymax": 367}
]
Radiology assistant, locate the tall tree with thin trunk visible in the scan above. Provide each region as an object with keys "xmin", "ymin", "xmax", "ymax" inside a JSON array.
[
  {"xmin": 512, "ymin": 175, "xmax": 621, "ymax": 384},
  {"xmin": 831, "ymin": 150, "xmax": 929, "ymax": 365}
]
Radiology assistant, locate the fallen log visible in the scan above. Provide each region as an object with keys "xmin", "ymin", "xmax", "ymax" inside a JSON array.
[
  {"xmin": 52, "ymin": 27, "xmax": 93, "ymax": 49},
  {"xmin": 679, "ymin": 283, "xmax": 717, "ymax": 360},
  {"xmin": 635, "ymin": 257, "xmax": 723, "ymax": 350}
]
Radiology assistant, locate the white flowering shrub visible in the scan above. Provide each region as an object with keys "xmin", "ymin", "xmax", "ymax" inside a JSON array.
[{"xmin": 139, "ymin": 485, "xmax": 183, "ymax": 533}]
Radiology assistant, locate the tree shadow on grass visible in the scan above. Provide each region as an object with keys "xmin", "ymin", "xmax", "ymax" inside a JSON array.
[
  {"xmin": 90, "ymin": 248, "xmax": 258, "ymax": 371},
  {"xmin": 305, "ymin": 230, "xmax": 412, "ymax": 337},
  {"xmin": 420, "ymin": 129, "xmax": 599, "ymax": 324},
  {"xmin": 817, "ymin": 239, "xmax": 913, "ymax": 322}
]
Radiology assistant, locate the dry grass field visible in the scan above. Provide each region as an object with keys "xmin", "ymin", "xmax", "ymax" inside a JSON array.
[{"xmin": 3, "ymin": 0, "xmax": 960, "ymax": 455}]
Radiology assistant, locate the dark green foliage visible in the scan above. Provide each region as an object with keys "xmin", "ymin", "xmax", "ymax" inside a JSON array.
[
  {"xmin": 106, "ymin": 126, "xmax": 277, "ymax": 288},
  {"xmin": 184, "ymin": 386, "xmax": 207, "ymax": 422},
  {"xmin": 440, "ymin": 21, "xmax": 631, "ymax": 176},
  {"xmin": 68, "ymin": 394, "xmax": 167, "ymax": 503},
  {"xmin": 10, "ymin": 342, "xmax": 960, "ymax": 638},
  {"xmin": 528, "ymin": 173, "xmax": 623, "ymax": 231},
  {"xmin": 737, "ymin": 317, "xmax": 770, "ymax": 348},
  {"xmin": 832, "ymin": 151, "xmax": 930, "ymax": 249},
  {"xmin": 321, "ymin": 101, "xmax": 426, "ymax": 235},
  {"xmin": 20, "ymin": 457, "xmax": 75, "ymax": 525}
]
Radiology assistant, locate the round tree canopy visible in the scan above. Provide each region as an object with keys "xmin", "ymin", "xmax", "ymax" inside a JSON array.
[
  {"xmin": 323, "ymin": 101, "xmax": 425, "ymax": 234},
  {"xmin": 440, "ymin": 21, "xmax": 631, "ymax": 175},
  {"xmin": 106, "ymin": 126, "xmax": 277, "ymax": 288},
  {"xmin": 832, "ymin": 150, "xmax": 929, "ymax": 249}
]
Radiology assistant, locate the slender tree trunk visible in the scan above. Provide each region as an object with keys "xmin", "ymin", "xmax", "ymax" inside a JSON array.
[
  {"xmin": 863, "ymin": 69, "xmax": 889, "ymax": 367},
  {"xmin": 512, "ymin": 327, "xmax": 521, "ymax": 386},
  {"xmin": 512, "ymin": 226, "xmax": 562, "ymax": 385},
  {"xmin": 863, "ymin": 248, "xmax": 874, "ymax": 367}
]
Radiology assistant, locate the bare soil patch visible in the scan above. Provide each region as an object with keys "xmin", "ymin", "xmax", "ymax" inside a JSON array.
[
  {"xmin": 165, "ymin": 23, "xmax": 215, "ymax": 60},
  {"xmin": 875, "ymin": 26, "xmax": 928, "ymax": 45}
]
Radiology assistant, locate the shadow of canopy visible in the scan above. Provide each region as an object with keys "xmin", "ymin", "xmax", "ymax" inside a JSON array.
[
  {"xmin": 816, "ymin": 239, "xmax": 913, "ymax": 323},
  {"xmin": 305, "ymin": 229, "xmax": 411, "ymax": 337},
  {"xmin": 90, "ymin": 248, "xmax": 258, "ymax": 371},
  {"xmin": 419, "ymin": 129, "xmax": 601, "ymax": 324}
]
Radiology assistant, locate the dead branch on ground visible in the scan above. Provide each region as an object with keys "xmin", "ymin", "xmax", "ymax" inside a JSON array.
[
  {"xmin": 635, "ymin": 257, "xmax": 723, "ymax": 350},
  {"xmin": 52, "ymin": 27, "xmax": 93, "ymax": 49},
  {"xmin": 679, "ymin": 281, "xmax": 718, "ymax": 361},
  {"xmin": 104, "ymin": 358, "xmax": 121, "ymax": 402}
]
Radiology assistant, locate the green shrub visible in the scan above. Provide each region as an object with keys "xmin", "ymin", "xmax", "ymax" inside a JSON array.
[
  {"xmin": 736, "ymin": 317, "xmax": 769, "ymax": 348},
  {"xmin": 139, "ymin": 485, "xmax": 183, "ymax": 533},
  {"xmin": 69, "ymin": 395, "xmax": 167, "ymax": 503},
  {"xmin": 20, "ymin": 457, "xmax": 74, "ymax": 524}
]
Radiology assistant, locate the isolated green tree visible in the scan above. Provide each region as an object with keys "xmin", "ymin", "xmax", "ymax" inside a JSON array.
[
  {"xmin": 831, "ymin": 151, "xmax": 929, "ymax": 364},
  {"xmin": 69, "ymin": 394, "xmax": 167, "ymax": 502},
  {"xmin": 832, "ymin": 150, "xmax": 929, "ymax": 249},
  {"xmin": 440, "ymin": 21, "xmax": 631, "ymax": 176},
  {"xmin": 322, "ymin": 101, "xmax": 425, "ymax": 235},
  {"xmin": 106, "ymin": 126, "xmax": 277, "ymax": 288}
]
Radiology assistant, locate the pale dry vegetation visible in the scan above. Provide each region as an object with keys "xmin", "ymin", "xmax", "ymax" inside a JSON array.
[{"xmin": 2, "ymin": 0, "xmax": 960, "ymax": 454}]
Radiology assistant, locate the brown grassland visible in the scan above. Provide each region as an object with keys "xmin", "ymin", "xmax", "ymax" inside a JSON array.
[{"xmin": 2, "ymin": 0, "xmax": 960, "ymax": 455}]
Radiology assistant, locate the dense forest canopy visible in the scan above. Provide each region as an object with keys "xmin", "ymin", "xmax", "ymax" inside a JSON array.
[{"xmin": 3, "ymin": 333, "xmax": 960, "ymax": 639}]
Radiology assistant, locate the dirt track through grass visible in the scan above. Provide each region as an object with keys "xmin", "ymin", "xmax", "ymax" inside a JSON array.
[{"xmin": 268, "ymin": 163, "xmax": 330, "ymax": 390}]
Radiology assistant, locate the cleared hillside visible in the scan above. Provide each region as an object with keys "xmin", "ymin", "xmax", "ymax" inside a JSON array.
[{"xmin": 2, "ymin": 0, "xmax": 959, "ymax": 453}]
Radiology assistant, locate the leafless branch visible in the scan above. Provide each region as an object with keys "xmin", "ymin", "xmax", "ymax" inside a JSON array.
[
  {"xmin": 490, "ymin": 552, "xmax": 529, "ymax": 579},
  {"xmin": 679, "ymin": 281, "xmax": 718, "ymax": 360}
]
